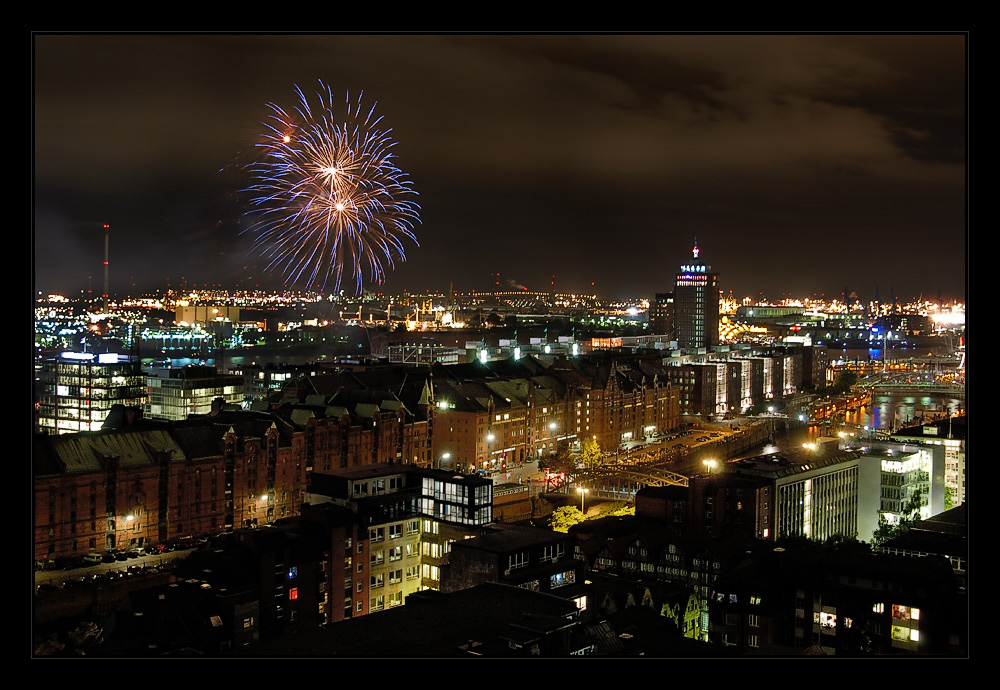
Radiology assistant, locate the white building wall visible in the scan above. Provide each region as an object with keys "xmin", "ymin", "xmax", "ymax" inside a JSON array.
[{"xmin": 841, "ymin": 439, "xmax": 946, "ymax": 541}]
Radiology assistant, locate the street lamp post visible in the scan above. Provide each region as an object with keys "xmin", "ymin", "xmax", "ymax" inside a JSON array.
[
  {"xmin": 703, "ymin": 459, "xmax": 717, "ymax": 474},
  {"xmin": 577, "ymin": 487, "xmax": 590, "ymax": 514}
]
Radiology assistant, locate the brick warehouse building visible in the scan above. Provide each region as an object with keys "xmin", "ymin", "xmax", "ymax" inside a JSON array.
[
  {"xmin": 32, "ymin": 402, "xmax": 433, "ymax": 562},
  {"xmin": 429, "ymin": 354, "xmax": 681, "ymax": 473},
  {"xmin": 33, "ymin": 356, "xmax": 678, "ymax": 562}
]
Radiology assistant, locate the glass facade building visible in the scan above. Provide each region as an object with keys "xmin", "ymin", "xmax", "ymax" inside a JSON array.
[{"xmin": 36, "ymin": 353, "xmax": 145, "ymax": 434}]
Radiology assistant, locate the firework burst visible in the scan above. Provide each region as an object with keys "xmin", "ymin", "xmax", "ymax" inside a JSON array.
[{"xmin": 245, "ymin": 81, "xmax": 420, "ymax": 293}]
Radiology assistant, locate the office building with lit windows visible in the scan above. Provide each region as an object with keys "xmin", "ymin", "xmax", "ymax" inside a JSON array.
[
  {"xmin": 36, "ymin": 352, "xmax": 145, "ymax": 434},
  {"xmin": 673, "ymin": 242, "xmax": 720, "ymax": 350},
  {"xmin": 725, "ymin": 447, "xmax": 882, "ymax": 543},
  {"xmin": 305, "ymin": 463, "xmax": 494, "ymax": 607},
  {"xmin": 838, "ymin": 437, "xmax": 947, "ymax": 541},
  {"xmin": 144, "ymin": 365, "xmax": 244, "ymax": 420},
  {"xmin": 892, "ymin": 416, "xmax": 965, "ymax": 507}
]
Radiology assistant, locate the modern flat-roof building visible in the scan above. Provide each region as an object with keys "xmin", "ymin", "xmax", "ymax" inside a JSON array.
[
  {"xmin": 305, "ymin": 463, "xmax": 494, "ymax": 606},
  {"xmin": 36, "ymin": 352, "xmax": 145, "ymax": 434},
  {"xmin": 145, "ymin": 365, "xmax": 244, "ymax": 420},
  {"xmin": 716, "ymin": 444, "xmax": 883, "ymax": 542},
  {"xmin": 839, "ymin": 437, "xmax": 947, "ymax": 536},
  {"xmin": 892, "ymin": 416, "xmax": 965, "ymax": 507}
]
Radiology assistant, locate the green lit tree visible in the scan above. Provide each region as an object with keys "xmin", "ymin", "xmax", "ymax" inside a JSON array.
[
  {"xmin": 580, "ymin": 437, "xmax": 604, "ymax": 470},
  {"xmin": 549, "ymin": 506, "xmax": 585, "ymax": 533},
  {"xmin": 597, "ymin": 501, "xmax": 635, "ymax": 518},
  {"xmin": 944, "ymin": 486, "xmax": 957, "ymax": 511}
]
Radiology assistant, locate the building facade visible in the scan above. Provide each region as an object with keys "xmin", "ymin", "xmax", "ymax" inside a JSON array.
[
  {"xmin": 649, "ymin": 292, "xmax": 675, "ymax": 338},
  {"xmin": 36, "ymin": 352, "xmax": 145, "ymax": 434},
  {"xmin": 305, "ymin": 463, "xmax": 494, "ymax": 609},
  {"xmin": 145, "ymin": 366, "xmax": 244, "ymax": 420},
  {"xmin": 673, "ymin": 242, "xmax": 720, "ymax": 350}
]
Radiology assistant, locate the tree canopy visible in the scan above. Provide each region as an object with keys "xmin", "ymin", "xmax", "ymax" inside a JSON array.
[
  {"xmin": 580, "ymin": 437, "xmax": 603, "ymax": 470},
  {"xmin": 549, "ymin": 506, "xmax": 585, "ymax": 533}
]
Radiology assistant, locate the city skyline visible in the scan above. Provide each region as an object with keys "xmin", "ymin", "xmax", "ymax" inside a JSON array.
[{"xmin": 33, "ymin": 33, "xmax": 966, "ymax": 301}]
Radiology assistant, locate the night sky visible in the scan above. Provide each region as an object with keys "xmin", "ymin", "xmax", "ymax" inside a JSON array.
[{"xmin": 33, "ymin": 34, "xmax": 966, "ymax": 302}]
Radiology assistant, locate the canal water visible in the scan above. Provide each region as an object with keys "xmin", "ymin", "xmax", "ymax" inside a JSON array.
[{"xmin": 831, "ymin": 346, "xmax": 964, "ymax": 431}]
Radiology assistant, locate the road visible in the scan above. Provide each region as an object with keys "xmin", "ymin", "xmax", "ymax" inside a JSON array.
[{"xmin": 34, "ymin": 550, "xmax": 190, "ymax": 590}]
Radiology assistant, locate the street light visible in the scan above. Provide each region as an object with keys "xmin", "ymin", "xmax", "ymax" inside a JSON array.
[
  {"xmin": 440, "ymin": 452, "xmax": 451, "ymax": 470},
  {"xmin": 703, "ymin": 459, "xmax": 717, "ymax": 474},
  {"xmin": 547, "ymin": 422, "xmax": 558, "ymax": 458},
  {"xmin": 577, "ymin": 487, "xmax": 590, "ymax": 513}
]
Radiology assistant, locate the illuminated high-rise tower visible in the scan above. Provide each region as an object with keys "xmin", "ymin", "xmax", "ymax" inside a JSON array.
[{"xmin": 673, "ymin": 240, "xmax": 719, "ymax": 349}]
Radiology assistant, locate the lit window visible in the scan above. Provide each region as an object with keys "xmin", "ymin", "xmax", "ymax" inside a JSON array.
[
  {"xmin": 550, "ymin": 570, "xmax": 576, "ymax": 589},
  {"xmin": 507, "ymin": 551, "xmax": 528, "ymax": 573}
]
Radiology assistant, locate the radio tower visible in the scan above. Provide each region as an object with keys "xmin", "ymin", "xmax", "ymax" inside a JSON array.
[{"xmin": 102, "ymin": 223, "xmax": 110, "ymax": 314}]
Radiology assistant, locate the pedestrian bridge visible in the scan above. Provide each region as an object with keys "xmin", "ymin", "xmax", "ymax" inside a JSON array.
[
  {"xmin": 572, "ymin": 465, "xmax": 688, "ymax": 502},
  {"xmin": 871, "ymin": 382, "xmax": 965, "ymax": 397}
]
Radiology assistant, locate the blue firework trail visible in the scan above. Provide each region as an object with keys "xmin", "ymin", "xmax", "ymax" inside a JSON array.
[{"xmin": 245, "ymin": 81, "xmax": 420, "ymax": 294}]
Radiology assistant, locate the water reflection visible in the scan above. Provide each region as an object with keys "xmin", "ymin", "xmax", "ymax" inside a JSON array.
[{"xmin": 869, "ymin": 394, "xmax": 963, "ymax": 430}]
